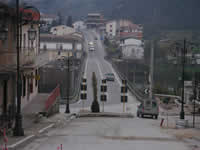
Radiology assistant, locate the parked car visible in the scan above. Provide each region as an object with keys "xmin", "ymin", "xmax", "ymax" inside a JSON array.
[
  {"xmin": 105, "ymin": 73, "xmax": 115, "ymax": 81},
  {"xmin": 137, "ymin": 99, "xmax": 159, "ymax": 119}
]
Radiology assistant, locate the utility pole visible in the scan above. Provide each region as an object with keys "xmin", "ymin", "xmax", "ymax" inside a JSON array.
[{"xmin": 149, "ymin": 40, "xmax": 154, "ymax": 99}]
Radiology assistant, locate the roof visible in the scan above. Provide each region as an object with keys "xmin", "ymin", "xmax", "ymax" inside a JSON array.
[
  {"xmin": 120, "ymin": 32, "xmax": 143, "ymax": 40},
  {"xmin": 40, "ymin": 34, "xmax": 83, "ymax": 43}
]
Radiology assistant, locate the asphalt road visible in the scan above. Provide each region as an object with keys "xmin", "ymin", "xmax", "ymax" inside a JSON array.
[
  {"xmin": 21, "ymin": 30, "xmax": 189, "ymax": 150},
  {"xmin": 68, "ymin": 29, "xmax": 126, "ymax": 112}
]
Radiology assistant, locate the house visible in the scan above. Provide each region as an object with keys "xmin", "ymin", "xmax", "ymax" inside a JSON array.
[
  {"xmin": 73, "ymin": 21, "xmax": 86, "ymax": 31},
  {"xmin": 0, "ymin": 2, "xmax": 40, "ymax": 121},
  {"xmin": 106, "ymin": 20, "xmax": 118, "ymax": 38},
  {"xmin": 50, "ymin": 25, "xmax": 76, "ymax": 36},
  {"xmin": 86, "ymin": 13, "xmax": 106, "ymax": 28},
  {"xmin": 120, "ymin": 37, "xmax": 144, "ymax": 60},
  {"xmin": 39, "ymin": 33, "xmax": 84, "ymax": 99}
]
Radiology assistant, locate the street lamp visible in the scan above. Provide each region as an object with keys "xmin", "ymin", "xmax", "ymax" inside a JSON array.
[
  {"xmin": 59, "ymin": 54, "xmax": 73, "ymax": 114},
  {"xmin": 28, "ymin": 24, "xmax": 37, "ymax": 41},
  {"xmin": 13, "ymin": 0, "xmax": 39, "ymax": 136},
  {"xmin": 171, "ymin": 39, "xmax": 187, "ymax": 120}
]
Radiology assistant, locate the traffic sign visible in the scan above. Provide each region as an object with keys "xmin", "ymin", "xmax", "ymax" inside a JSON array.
[
  {"xmin": 81, "ymin": 93, "xmax": 87, "ymax": 100},
  {"xmin": 122, "ymin": 80, "xmax": 127, "ymax": 85},
  {"xmin": 144, "ymin": 88, "xmax": 149, "ymax": 94},
  {"xmin": 101, "ymin": 94, "xmax": 107, "ymax": 102},
  {"xmin": 121, "ymin": 86, "xmax": 128, "ymax": 93},
  {"xmin": 81, "ymin": 84, "xmax": 87, "ymax": 91},
  {"xmin": 121, "ymin": 95, "xmax": 128, "ymax": 103},
  {"xmin": 101, "ymin": 85, "xmax": 107, "ymax": 92}
]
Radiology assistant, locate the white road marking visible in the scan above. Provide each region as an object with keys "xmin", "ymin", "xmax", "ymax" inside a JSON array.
[
  {"xmin": 8, "ymin": 135, "xmax": 35, "ymax": 149},
  {"xmin": 38, "ymin": 123, "xmax": 55, "ymax": 134},
  {"xmin": 96, "ymin": 61, "xmax": 103, "ymax": 79}
]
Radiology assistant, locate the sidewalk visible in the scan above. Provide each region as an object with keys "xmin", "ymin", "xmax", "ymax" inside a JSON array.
[{"xmin": 0, "ymin": 93, "xmax": 56, "ymax": 149}]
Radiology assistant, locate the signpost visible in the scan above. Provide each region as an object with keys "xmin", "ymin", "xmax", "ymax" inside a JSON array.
[
  {"xmin": 80, "ymin": 78, "xmax": 87, "ymax": 110},
  {"xmin": 121, "ymin": 80, "xmax": 128, "ymax": 112},
  {"xmin": 100, "ymin": 79, "xmax": 107, "ymax": 112}
]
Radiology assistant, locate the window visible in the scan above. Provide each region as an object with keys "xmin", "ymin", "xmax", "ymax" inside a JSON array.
[
  {"xmin": 35, "ymin": 70, "xmax": 38, "ymax": 86},
  {"xmin": 110, "ymin": 25, "xmax": 112, "ymax": 27},
  {"xmin": 23, "ymin": 33, "xmax": 26, "ymax": 49},
  {"xmin": 110, "ymin": 29, "xmax": 112, "ymax": 32},
  {"xmin": 43, "ymin": 44, "xmax": 47, "ymax": 50},
  {"xmin": 30, "ymin": 73, "xmax": 33, "ymax": 93},
  {"xmin": 23, "ymin": 75, "xmax": 26, "ymax": 97}
]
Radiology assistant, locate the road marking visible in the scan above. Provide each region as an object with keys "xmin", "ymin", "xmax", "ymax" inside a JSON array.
[
  {"xmin": 84, "ymin": 58, "xmax": 88, "ymax": 78},
  {"xmin": 8, "ymin": 135, "xmax": 35, "ymax": 149},
  {"xmin": 96, "ymin": 61, "xmax": 103, "ymax": 79},
  {"xmin": 38, "ymin": 123, "xmax": 55, "ymax": 134}
]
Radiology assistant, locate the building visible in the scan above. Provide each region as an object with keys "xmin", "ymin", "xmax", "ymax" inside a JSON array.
[
  {"xmin": 73, "ymin": 21, "xmax": 86, "ymax": 31},
  {"xmin": 86, "ymin": 13, "xmax": 105, "ymax": 28},
  {"xmin": 39, "ymin": 33, "xmax": 84, "ymax": 99},
  {"xmin": 106, "ymin": 20, "xmax": 118, "ymax": 38},
  {"xmin": 0, "ymin": 2, "xmax": 40, "ymax": 123},
  {"xmin": 120, "ymin": 37, "xmax": 144, "ymax": 60},
  {"xmin": 50, "ymin": 25, "xmax": 76, "ymax": 36}
]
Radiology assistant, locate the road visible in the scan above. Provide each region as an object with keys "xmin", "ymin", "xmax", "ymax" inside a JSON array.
[
  {"xmin": 68, "ymin": 29, "xmax": 125, "ymax": 111},
  {"xmin": 21, "ymin": 30, "xmax": 189, "ymax": 150}
]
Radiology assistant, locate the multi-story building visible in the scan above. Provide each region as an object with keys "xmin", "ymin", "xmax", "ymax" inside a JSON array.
[
  {"xmin": 39, "ymin": 33, "xmax": 84, "ymax": 99},
  {"xmin": 0, "ymin": 3, "xmax": 40, "ymax": 121},
  {"xmin": 86, "ymin": 13, "xmax": 105, "ymax": 29}
]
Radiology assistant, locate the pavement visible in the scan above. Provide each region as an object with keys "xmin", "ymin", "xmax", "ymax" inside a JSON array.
[{"xmin": 0, "ymin": 93, "xmax": 67, "ymax": 150}]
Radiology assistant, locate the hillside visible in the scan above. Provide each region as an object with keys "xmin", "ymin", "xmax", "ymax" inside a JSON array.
[{"xmin": 29, "ymin": 0, "xmax": 200, "ymax": 30}]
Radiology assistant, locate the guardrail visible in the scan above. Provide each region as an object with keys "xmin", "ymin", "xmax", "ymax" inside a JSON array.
[
  {"xmin": 104, "ymin": 56, "xmax": 147, "ymax": 102},
  {"xmin": 45, "ymin": 85, "xmax": 60, "ymax": 111}
]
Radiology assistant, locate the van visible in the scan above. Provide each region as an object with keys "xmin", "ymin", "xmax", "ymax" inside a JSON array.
[{"xmin": 137, "ymin": 99, "xmax": 159, "ymax": 119}]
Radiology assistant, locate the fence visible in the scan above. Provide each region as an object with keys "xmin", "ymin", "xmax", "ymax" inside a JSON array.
[{"xmin": 45, "ymin": 85, "xmax": 60, "ymax": 111}]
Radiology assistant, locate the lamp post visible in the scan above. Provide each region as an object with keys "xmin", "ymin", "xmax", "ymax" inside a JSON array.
[
  {"xmin": 59, "ymin": 54, "xmax": 72, "ymax": 114},
  {"xmin": 171, "ymin": 39, "xmax": 200, "ymax": 120},
  {"xmin": 13, "ymin": 0, "xmax": 38, "ymax": 136}
]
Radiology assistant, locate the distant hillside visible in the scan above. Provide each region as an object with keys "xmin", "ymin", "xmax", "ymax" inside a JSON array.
[{"xmin": 32, "ymin": 0, "xmax": 200, "ymax": 30}]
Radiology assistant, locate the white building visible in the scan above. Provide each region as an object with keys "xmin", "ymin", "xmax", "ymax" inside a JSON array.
[
  {"xmin": 40, "ymin": 33, "xmax": 83, "ymax": 59},
  {"xmin": 73, "ymin": 21, "xmax": 86, "ymax": 31},
  {"xmin": 106, "ymin": 20, "xmax": 118, "ymax": 38},
  {"xmin": 120, "ymin": 38, "xmax": 144, "ymax": 60},
  {"xmin": 50, "ymin": 25, "xmax": 76, "ymax": 36}
]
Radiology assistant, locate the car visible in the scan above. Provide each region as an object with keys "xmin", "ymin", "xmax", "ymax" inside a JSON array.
[
  {"xmin": 137, "ymin": 99, "xmax": 159, "ymax": 119},
  {"xmin": 105, "ymin": 73, "xmax": 115, "ymax": 81}
]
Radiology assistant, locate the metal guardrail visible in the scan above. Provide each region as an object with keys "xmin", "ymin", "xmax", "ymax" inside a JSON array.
[{"xmin": 105, "ymin": 56, "xmax": 147, "ymax": 102}]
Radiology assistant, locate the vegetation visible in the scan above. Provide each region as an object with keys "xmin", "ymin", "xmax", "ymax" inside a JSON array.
[{"xmin": 91, "ymin": 72, "xmax": 100, "ymax": 113}]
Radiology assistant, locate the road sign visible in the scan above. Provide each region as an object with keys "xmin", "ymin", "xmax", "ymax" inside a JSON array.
[
  {"xmin": 121, "ymin": 96, "xmax": 128, "ymax": 103},
  {"xmin": 101, "ymin": 85, "xmax": 107, "ymax": 92},
  {"xmin": 81, "ymin": 93, "xmax": 87, "ymax": 100},
  {"xmin": 82, "ymin": 78, "xmax": 87, "ymax": 83},
  {"xmin": 81, "ymin": 84, "xmax": 87, "ymax": 91},
  {"xmin": 144, "ymin": 88, "xmax": 149, "ymax": 94},
  {"xmin": 121, "ymin": 86, "xmax": 128, "ymax": 93},
  {"xmin": 102, "ymin": 79, "xmax": 106, "ymax": 84},
  {"xmin": 101, "ymin": 94, "xmax": 107, "ymax": 102},
  {"xmin": 122, "ymin": 80, "xmax": 127, "ymax": 85}
]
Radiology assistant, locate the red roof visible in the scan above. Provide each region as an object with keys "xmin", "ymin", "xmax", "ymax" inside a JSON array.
[{"xmin": 120, "ymin": 32, "xmax": 143, "ymax": 40}]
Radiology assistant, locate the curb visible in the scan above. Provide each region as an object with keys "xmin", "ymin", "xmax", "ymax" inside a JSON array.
[
  {"xmin": 7, "ymin": 123, "xmax": 55, "ymax": 150},
  {"xmin": 76, "ymin": 112, "xmax": 134, "ymax": 118}
]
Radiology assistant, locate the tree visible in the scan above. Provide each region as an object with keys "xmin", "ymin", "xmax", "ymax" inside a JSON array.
[
  {"xmin": 91, "ymin": 72, "xmax": 100, "ymax": 112},
  {"xmin": 66, "ymin": 16, "xmax": 73, "ymax": 27}
]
